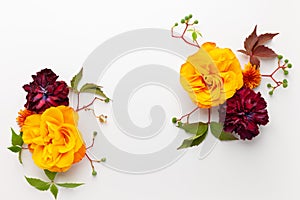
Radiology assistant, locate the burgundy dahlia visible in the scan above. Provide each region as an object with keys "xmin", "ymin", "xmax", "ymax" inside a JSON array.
[
  {"xmin": 23, "ymin": 68, "xmax": 69, "ymax": 113},
  {"xmin": 220, "ymin": 87, "xmax": 269, "ymax": 140}
]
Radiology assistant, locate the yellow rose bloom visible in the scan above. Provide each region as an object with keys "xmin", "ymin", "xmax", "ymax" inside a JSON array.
[
  {"xmin": 22, "ymin": 106, "xmax": 86, "ymax": 172},
  {"xmin": 180, "ymin": 42, "xmax": 243, "ymax": 108}
]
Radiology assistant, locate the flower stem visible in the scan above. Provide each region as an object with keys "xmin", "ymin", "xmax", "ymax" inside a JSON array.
[{"xmin": 207, "ymin": 108, "xmax": 211, "ymax": 124}]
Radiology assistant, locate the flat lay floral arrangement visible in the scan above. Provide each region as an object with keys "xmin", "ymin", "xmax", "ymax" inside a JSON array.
[
  {"xmin": 8, "ymin": 14, "xmax": 292, "ymax": 199},
  {"xmin": 171, "ymin": 14, "xmax": 292, "ymax": 148},
  {"xmin": 8, "ymin": 68, "xmax": 109, "ymax": 199}
]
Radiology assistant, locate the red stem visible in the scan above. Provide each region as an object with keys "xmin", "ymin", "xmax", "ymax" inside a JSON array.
[
  {"xmin": 178, "ymin": 107, "xmax": 199, "ymax": 123},
  {"xmin": 76, "ymin": 92, "xmax": 80, "ymax": 110},
  {"xmin": 76, "ymin": 97, "xmax": 105, "ymax": 112},
  {"xmin": 87, "ymin": 137, "xmax": 95, "ymax": 150},
  {"xmin": 207, "ymin": 108, "xmax": 211, "ymax": 124},
  {"xmin": 171, "ymin": 23, "xmax": 200, "ymax": 48},
  {"xmin": 261, "ymin": 59, "xmax": 287, "ymax": 89},
  {"xmin": 85, "ymin": 153, "xmax": 96, "ymax": 171}
]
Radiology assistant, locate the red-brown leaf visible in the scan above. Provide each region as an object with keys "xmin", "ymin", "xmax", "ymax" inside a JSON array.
[
  {"xmin": 237, "ymin": 49, "xmax": 248, "ymax": 55},
  {"xmin": 252, "ymin": 45, "xmax": 277, "ymax": 57},
  {"xmin": 255, "ymin": 33, "xmax": 279, "ymax": 47},
  {"xmin": 244, "ymin": 25, "xmax": 258, "ymax": 53},
  {"xmin": 250, "ymin": 56, "xmax": 260, "ymax": 67}
]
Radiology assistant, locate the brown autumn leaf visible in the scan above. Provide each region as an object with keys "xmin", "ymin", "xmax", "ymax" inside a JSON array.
[
  {"xmin": 252, "ymin": 45, "xmax": 277, "ymax": 58},
  {"xmin": 238, "ymin": 25, "xmax": 278, "ymax": 67},
  {"xmin": 250, "ymin": 56, "xmax": 260, "ymax": 67},
  {"xmin": 255, "ymin": 33, "xmax": 279, "ymax": 47},
  {"xmin": 244, "ymin": 25, "xmax": 258, "ymax": 54}
]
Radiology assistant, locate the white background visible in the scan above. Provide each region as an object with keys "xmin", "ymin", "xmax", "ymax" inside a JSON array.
[{"xmin": 0, "ymin": 0, "xmax": 299, "ymax": 199}]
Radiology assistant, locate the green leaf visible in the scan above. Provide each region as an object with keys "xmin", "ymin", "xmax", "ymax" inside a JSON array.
[
  {"xmin": 79, "ymin": 83, "xmax": 108, "ymax": 98},
  {"xmin": 210, "ymin": 122, "xmax": 238, "ymax": 141},
  {"xmin": 50, "ymin": 184, "xmax": 58, "ymax": 199},
  {"xmin": 177, "ymin": 131, "xmax": 208, "ymax": 149},
  {"xmin": 44, "ymin": 170, "xmax": 57, "ymax": 181},
  {"xmin": 192, "ymin": 31, "xmax": 197, "ymax": 41},
  {"xmin": 11, "ymin": 128, "xmax": 23, "ymax": 146},
  {"xmin": 25, "ymin": 177, "xmax": 51, "ymax": 191},
  {"xmin": 187, "ymin": 29, "xmax": 194, "ymax": 32},
  {"xmin": 70, "ymin": 68, "xmax": 83, "ymax": 92},
  {"xmin": 196, "ymin": 30, "xmax": 203, "ymax": 37},
  {"xmin": 180, "ymin": 122, "xmax": 208, "ymax": 136},
  {"xmin": 8, "ymin": 146, "xmax": 22, "ymax": 153},
  {"xmin": 56, "ymin": 183, "xmax": 84, "ymax": 188}
]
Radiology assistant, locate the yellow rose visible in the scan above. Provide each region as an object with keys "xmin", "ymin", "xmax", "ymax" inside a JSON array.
[
  {"xmin": 22, "ymin": 106, "xmax": 86, "ymax": 172},
  {"xmin": 180, "ymin": 42, "xmax": 243, "ymax": 108}
]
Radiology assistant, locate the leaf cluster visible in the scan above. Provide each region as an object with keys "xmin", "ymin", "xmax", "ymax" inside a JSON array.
[
  {"xmin": 177, "ymin": 121, "xmax": 237, "ymax": 149},
  {"xmin": 7, "ymin": 128, "xmax": 23, "ymax": 164},
  {"xmin": 238, "ymin": 25, "xmax": 278, "ymax": 67},
  {"xmin": 70, "ymin": 68, "xmax": 109, "ymax": 101},
  {"xmin": 25, "ymin": 170, "xmax": 83, "ymax": 199}
]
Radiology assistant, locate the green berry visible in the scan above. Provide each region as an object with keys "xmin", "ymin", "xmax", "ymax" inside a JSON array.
[
  {"xmin": 189, "ymin": 14, "xmax": 193, "ymax": 19},
  {"xmin": 181, "ymin": 19, "xmax": 185, "ymax": 24},
  {"xmin": 194, "ymin": 20, "xmax": 199, "ymax": 24},
  {"xmin": 287, "ymin": 63, "xmax": 292, "ymax": 68},
  {"xmin": 172, "ymin": 117, "xmax": 177, "ymax": 124},
  {"xmin": 105, "ymin": 98, "xmax": 110, "ymax": 103},
  {"xmin": 93, "ymin": 131, "xmax": 98, "ymax": 137},
  {"xmin": 284, "ymin": 70, "xmax": 289, "ymax": 75},
  {"xmin": 283, "ymin": 83, "xmax": 288, "ymax": 88},
  {"xmin": 92, "ymin": 170, "xmax": 97, "ymax": 176},
  {"xmin": 277, "ymin": 55, "xmax": 283, "ymax": 60},
  {"xmin": 101, "ymin": 158, "xmax": 106, "ymax": 162},
  {"xmin": 283, "ymin": 79, "xmax": 288, "ymax": 83},
  {"xmin": 174, "ymin": 22, "xmax": 178, "ymax": 27},
  {"xmin": 267, "ymin": 83, "xmax": 272, "ymax": 88},
  {"xmin": 269, "ymin": 90, "xmax": 273, "ymax": 95},
  {"xmin": 284, "ymin": 59, "xmax": 289, "ymax": 63},
  {"xmin": 184, "ymin": 16, "xmax": 189, "ymax": 20}
]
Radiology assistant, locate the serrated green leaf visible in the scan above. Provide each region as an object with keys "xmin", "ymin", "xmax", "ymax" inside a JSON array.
[
  {"xmin": 11, "ymin": 128, "xmax": 23, "ymax": 146},
  {"xmin": 180, "ymin": 122, "xmax": 208, "ymax": 136},
  {"xmin": 210, "ymin": 122, "xmax": 238, "ymax": 141},
  {"xmin": 50, "ymin": 184, "xmax": 58, "ymax": 199},
  {"xmin": 25, "ymin": 177, "xmax": 51, "ymax": 191},
  {"xmin": 70, "ymin": 68, "xmax": 83, "ymax": 92},
  {"xmin": 192, "ymin": 31, "xmax": 197, "ymax": 41},
  {"xmin": 44, "ymin": 170, "xmax": 57, "ymax": 181},
  {"xmin": 8, "ymin": 146, "xmax": 22, "ymax": 153},
  {"xmin": 79, "ymin": 83, "xmax": 107, "ymax": 98},
  {"xmin": 56, "ymin": 183, "xmax": 84, "ymax": 188},
  {"xmin": 177, "ymin": 131, "xmax": 208, "ymax": 149},
  {"xmin": 18, "ymin": 150, "xmax": 23, "ymax": 164}
]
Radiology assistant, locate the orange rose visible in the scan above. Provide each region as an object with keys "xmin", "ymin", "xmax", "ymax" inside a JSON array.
[
  {"xmin": 180, "ymin": 42, "xmax": 243, "ymax": 108},
  {"xmin": 22, "ymin": 106, "xmax": 86, "ymax": 172}
]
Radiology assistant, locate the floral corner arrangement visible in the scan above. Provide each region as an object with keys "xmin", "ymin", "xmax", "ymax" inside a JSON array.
[
  {"xmin": 8, "ymin": 68, "xmax": 110, "ymax": 199},
  {"xmin": 171, "ymin": 14, "xmax": 292, "ymax": 148}
]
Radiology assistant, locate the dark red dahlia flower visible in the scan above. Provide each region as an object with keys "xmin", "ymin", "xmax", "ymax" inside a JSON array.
[
  {"xmin": 23, "ymin": 69, "xmax": 69, "ymax": 113},
  {"xmin": 220, "ymin": 87, "xmax": 269, "ymax": 140}
]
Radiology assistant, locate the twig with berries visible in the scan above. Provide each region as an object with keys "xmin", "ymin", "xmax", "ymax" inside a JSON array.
[
  {"xmin": 262, "ymin": 55, "xmax": 292, "ymax": 95},
  {"xmin": 85, "ymin": 131, "xmax": 106, "ymax": 176},
  {"xmin": 171, "ymin": 14, "xmax": 202, "ymax": 48}
]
